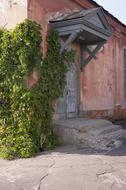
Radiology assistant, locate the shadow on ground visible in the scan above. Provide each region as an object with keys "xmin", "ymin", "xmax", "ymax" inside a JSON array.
[{"xmin": 37, "ymin": 142, "xmax": 126, "ymax": 158}]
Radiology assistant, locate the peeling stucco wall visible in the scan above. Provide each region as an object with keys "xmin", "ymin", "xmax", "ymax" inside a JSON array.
[{"xmin": 0, "ymin": 0, "xmax": 27, "ymax": 29}]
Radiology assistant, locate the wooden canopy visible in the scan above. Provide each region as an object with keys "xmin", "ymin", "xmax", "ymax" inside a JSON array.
[{"xmin": 50, "ymin": 7, "xmax": 112, "ymax": 71}]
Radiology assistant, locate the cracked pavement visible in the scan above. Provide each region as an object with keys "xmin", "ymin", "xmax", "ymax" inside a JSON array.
[{"xmin": 1, "ymin": 145, "xmax": 126, "ymax": 190}]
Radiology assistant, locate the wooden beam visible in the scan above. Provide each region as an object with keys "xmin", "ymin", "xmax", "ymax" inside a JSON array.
[
  {"xmin": 60, "ymin": 31, "xmax": 79, "ymax": 52},
  {"xmin": 85, "ymin": 46, "xmax": 97, "ymax": 59},
  {"xmin": 81, "ymin": 41, "xmax": 106, "ymax": 71}
]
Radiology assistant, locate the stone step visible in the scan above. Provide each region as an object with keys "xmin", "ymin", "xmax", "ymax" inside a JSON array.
[
  {"xmin": 53, "ymin": 118, "xmax": 126, "ymax": 151},
  {"xmin": 94, "ymin": 129, "xmax": 126, "ymax": 150},
  {"xmin": 54, "ymin": 118, "xmax": 112, "ymax": 132},
  {"xmin": 100, "ymin": 128, "xmax": 126, "ymax": 140},
  {"xmin": 78, "ymin": 128, "xmax": 126, "ymax": 150},
  {"xmin": 88, "ymin": 124, "xmax": 122, "ymax": 136}
]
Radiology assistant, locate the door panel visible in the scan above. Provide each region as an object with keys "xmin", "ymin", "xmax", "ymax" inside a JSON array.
[
  {"xmin": 56, "ymin": 63, "xmax": 78, "ymax": 118},
  {"xmin": 66, "ymin": 64, "xmax": 77, "ymax": 115},
  {"xmin": 67, "ymin": 89, "xmax": 76, "ymax": 113}
]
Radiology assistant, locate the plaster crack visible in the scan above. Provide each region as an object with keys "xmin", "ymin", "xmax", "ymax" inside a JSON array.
[
  {"xmin": 96, "ymin": 171, "xmax": 112, "ymax": 177},
  {"xmin": 37, "ymin": 173, "xmax": 49, "ymax": 190},
  {"xmin": 36, "ymin": 155, "xmax": 55, "ymax": 190}
]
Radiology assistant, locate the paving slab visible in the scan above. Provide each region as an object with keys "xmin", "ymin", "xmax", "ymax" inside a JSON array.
[{"xmin": 0, "ymin": 145, "xmax": 126, "ymax": 190}]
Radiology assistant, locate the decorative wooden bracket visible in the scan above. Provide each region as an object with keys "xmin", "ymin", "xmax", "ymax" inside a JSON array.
[
  {"xmin": 60, "ymin": 31, "xmax": 80, "ymax": 53},
  {"xmin": 80, "ymin": 41, "xmax": 106, "ymax": 71}
]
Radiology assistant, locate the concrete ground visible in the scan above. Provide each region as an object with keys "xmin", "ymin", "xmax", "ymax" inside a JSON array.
[{"xmin": 1, "ymin": 145, "xmax": 126, "ymax": 190}]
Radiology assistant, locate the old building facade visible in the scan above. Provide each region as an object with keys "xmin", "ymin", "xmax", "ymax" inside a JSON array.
[{"xmin": 1, "ymin": 0, "xmax": 126, "ymax": 119}]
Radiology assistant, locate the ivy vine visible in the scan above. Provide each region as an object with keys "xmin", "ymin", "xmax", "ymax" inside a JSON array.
[{"xmin": 0, "ymin": 19, "xmax": 74, "ymax": 159}]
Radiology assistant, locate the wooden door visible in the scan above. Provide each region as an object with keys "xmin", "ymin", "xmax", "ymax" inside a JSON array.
[{"xmin": 55, "ymin": 63, "xmax": 78, "ymax": 118}]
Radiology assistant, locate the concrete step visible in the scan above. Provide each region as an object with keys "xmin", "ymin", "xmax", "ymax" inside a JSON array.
[
  {"xmin": 77, "ymin": 128, "xmax": 126, "ymax": 149},
  {"xmin": 53, "ymin": 118, "xmax": 126, "ymax": 151},
  {"xmin": 94, "ymin": 129, "xmax": 126, "ymax": 150},
  {"xmin": 54, "ymin": 118, "xmax": 112, "ymax": 131},
  {"xmin": 100, "ymin": 128, "xmax": 126, "ymax": 140},
  {"xmin": 88, "ymin": 124, "xmax": 122, "ymax": 136}
]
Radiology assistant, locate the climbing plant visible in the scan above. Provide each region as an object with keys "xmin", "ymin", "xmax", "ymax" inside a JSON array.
[{"xmin": 0, "ymin": 19, "xmax": 74, "ymax": 159}]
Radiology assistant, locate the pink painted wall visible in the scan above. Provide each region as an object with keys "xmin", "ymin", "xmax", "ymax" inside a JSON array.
[
  {"xmin": 27, "ymin": 0, "xmax": 126, "ymax": 113},
  {"xmin": 121, "ymin": 31, "xmax": 126, "ymax": 107},
  {"xmin": 0, "ymin": 0, "xmax": 27, "ymax": 29},
  {"xmin": 80, "ymin": 36, "xmax": 122, "ymax": 111},
  {"xmin": 80, "ymin": 23, "xmax": 126, "ymax": 112}
]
